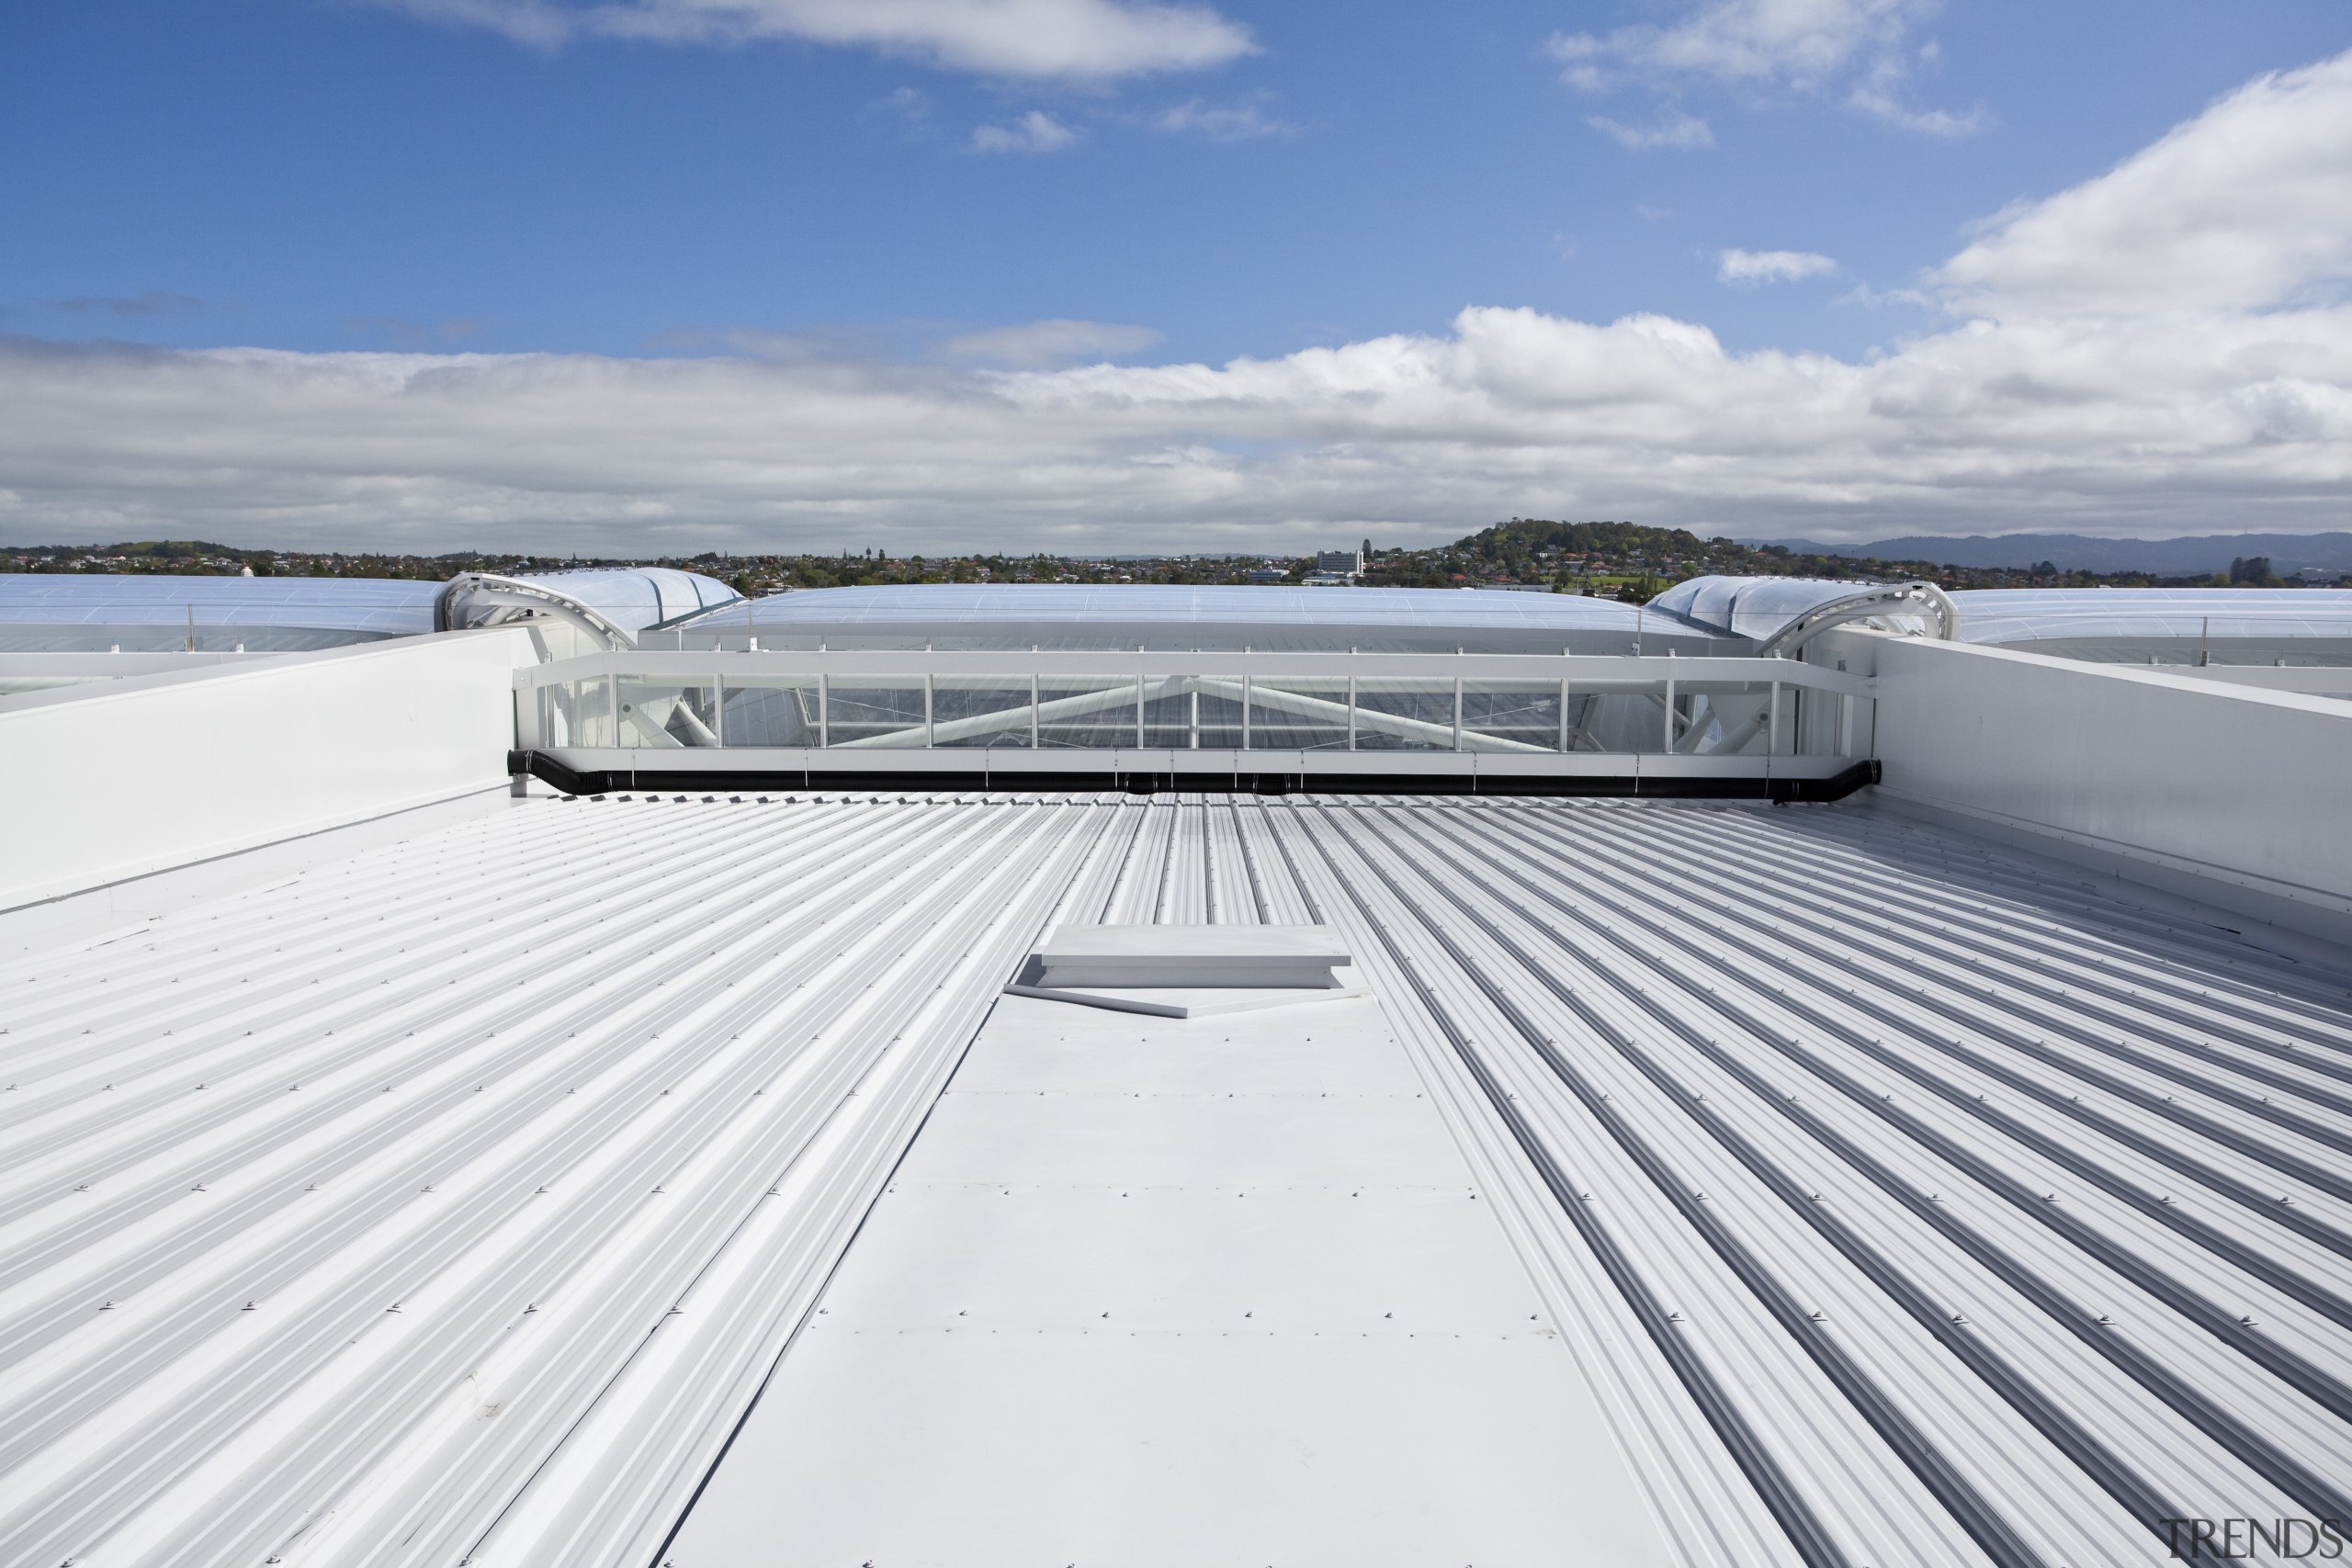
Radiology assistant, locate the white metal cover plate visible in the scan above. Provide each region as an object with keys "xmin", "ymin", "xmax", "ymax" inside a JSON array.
[{"xmin": 665, "ymin": 992, "xmax": 1679, "ymax": 1566}]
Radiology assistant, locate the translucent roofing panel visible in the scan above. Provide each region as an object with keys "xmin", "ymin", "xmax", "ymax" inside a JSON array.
[
  {"xmin": 0, "ymin": 573, "xmax": 437, "ymax": 635},
  {"xmin": 1952, "ymin": 587, "xmax": 2352, "ymax": 645},
  {"xmin": 1648, "ymin": 575, "xmax": 1893, "ymax": 640},
  {"xmin": 519, "ymin": 568, "xmax": 741, "ymax": 635}
]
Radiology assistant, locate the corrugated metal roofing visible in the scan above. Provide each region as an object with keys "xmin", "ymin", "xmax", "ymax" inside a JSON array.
[{"xmin": 5, "ymin": 794, "xmax": 2349, "ymax": 1565}]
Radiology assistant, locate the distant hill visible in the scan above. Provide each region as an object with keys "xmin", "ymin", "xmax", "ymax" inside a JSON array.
[{"xmin": 1746, "ymin": 532, "xmax": 2352, "ymax": 577}]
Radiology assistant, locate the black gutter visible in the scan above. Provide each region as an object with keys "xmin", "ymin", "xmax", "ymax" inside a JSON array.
[{"xmin": 509, "ymin": 750, "xmax": 1880, "ymax": 804}]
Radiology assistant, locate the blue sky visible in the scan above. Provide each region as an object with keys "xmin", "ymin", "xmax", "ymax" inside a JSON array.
[{"xmin": 4, "ymin": 1, "xmax": 2351, "ymax": 553}]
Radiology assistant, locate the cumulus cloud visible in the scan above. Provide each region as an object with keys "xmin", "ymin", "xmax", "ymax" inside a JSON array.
[
  {"xmin": 971, "ymin": 108, "xmax": 1080, "ymax": 152},
  {"xmin": 5, "ymin": 50, "xmax": 2351, "ymax": 553},
  {"xmin": 1717, "ymin": 248, "xmax": 1838, "ymax": 284},
  {"xmin": 1588, "ymin": 110, "xmax": 1714, "ymax": 150},
  {"xmin": 939, "ymin": 319, "xmax": 1163, "ymax": 367},
  {"xmin": 1935, "ymin": 50, "xmax": 2352, "ymax": 315},
  {"xmin": 385, "ymin": 0, "xmax": 1254, "ymax": 80},
  {"xmin": 1553, "ymin": 0, "xmax": 1986, "ymax": 140}
]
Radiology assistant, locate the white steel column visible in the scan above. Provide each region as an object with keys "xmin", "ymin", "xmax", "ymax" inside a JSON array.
[
  {"xmin": 1452, "ymin": 678, "xmax": 1463, "ymax": 750},
  {"xmin": 1347, "ymin": 675, "xmax": 1357, "ymax": 750},
  {"xmin": 818, "ymin": 672, "xmax": 829, "ymax": 750},
  {"xmin": 1241, "ymin": 676, "xmax": 1251, "ymax": 751},
  {"xmin": 924, "ymin": 673, "xmax": 934, "ymax": 749},
  {"xmin": 1136, "ymin": 675, "xmax": 1146, "ymax": 749},
  {"xmin": 1769, "ymin": 681, "xmax": 1781, "ymax": 756},
  {"xmin": 1030, "ymin": 674, "xmax": 1039, "ymax": 750}
]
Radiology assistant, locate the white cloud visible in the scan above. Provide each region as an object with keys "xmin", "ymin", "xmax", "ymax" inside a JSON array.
[
  {"xmin": 865, "ymin": 85, "xmax": 933, "ymax": 127},
  {"xmin": 6, "ymin": 51, "xmax": 2351, "ymax": 553},
  {"xmin": 1588, "ymin": 110, "xmax": 1714, "ymax": 150},
  {"xmin": 939, "ymin": 319, "xmax": 1163, "ymax": 367},
  {"xmin": 972, "ymin": 109, "xmax": 1080, "ymax": 152},
  {"xmin": 1552, "ymin": 0, "xmax": 1915, "ymax": 91},
  {"xmin": 1553, "ymin": 0, "xmax": 1986, "ymax": 140},
  {"xmin": 1836, "ymin": 282, "xmax": 1932, "ymax": 310},
  {"xmin": 384, "ymin": 0, "xmax": 1254, "ymax": 80},
  {"xmin": 1717, "ymin": 247, "xmax": 1838, "ymax": 285},
  {"xmin": 1849, "ymin": 51, "xmax": 1987, "ymax": 135},
  {"xmin": 1936, "ymin": 50, "xmax": 2352, "ymax": 316},
  {"xmin": 1152, "ymin": 96, "xmax": 1296, "ymax": 141}
]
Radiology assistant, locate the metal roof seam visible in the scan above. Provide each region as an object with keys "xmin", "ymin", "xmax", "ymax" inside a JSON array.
[
  {"xmin": 465, "ymin": 801, "xmax": 1114, "ymax": 1568},
  {"xmin": 1261, "ymin": 804, "xmax": 1844, "ymax": 1568},
  {"xmin": 1398, "ymin": 812, "xmax": 2352, "ymax": 1510},
  {"xmin": 1305, "ymin": 803, "xmax": 2050, "ymax": 1567},
  {"xmin": 0, "ymin": 804, "xmax": 1091, "ymax": 1561}
]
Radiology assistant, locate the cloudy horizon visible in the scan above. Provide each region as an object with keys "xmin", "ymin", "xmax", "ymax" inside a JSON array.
[{"xmin": 3, "ymin": 2, "xmax": 2348, "ymax": 555}]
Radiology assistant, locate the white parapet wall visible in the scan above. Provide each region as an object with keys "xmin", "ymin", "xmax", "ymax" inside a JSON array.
[
  {"xmin": 1844, "ymin": 630, "xmax": 2352, "ymax": 946},
  {"xmin": 0, "ymin": 627, "xmax": 537, "ymax": 911}
]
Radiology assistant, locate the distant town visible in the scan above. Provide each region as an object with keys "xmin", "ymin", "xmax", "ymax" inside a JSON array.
[{"xmin": 4, "ymin": 519, "xmax": 2342, "ymax": 598}]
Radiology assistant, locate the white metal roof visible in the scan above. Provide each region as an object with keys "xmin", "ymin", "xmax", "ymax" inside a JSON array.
[
  {"xmin": 1949, "ymin": 587, "xmax": 2352, "ymax": 651},
  {"xmin": 4, "ymin": 794, "xmax": 2349, "ymax": 1565},
  {"xmin": 673, "ymin": 583, "xmax": 1732, "ymax": 654},
  {"xmin": 0, "ymin": 575, "xmax": 440, "ymax": 650},
  {"xmin": 0, "ymin": 569, "xmax": 740, "ymax": 654}
]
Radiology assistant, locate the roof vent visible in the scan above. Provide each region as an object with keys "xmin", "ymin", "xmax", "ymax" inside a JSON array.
[{"xmin": 1008, "ymin": 924, "xmax": 1360, "ymax": 1019}]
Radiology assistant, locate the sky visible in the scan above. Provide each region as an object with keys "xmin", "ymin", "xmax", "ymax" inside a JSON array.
[{"xmin": 2, "ymin": 0, "xmax": 2349, "ymax": 556}]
